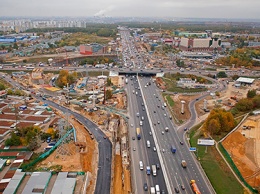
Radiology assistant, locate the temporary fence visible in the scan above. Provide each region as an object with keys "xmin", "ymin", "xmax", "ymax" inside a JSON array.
[
  {"xmin": 22, "ymin": 128, "xmax": 74, "ymax": 171},
  {"xmin": 218, "ymin": 142, "xmax": 258, "ymax": 193}
]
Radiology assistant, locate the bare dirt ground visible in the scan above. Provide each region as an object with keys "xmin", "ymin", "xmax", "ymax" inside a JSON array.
[
  {"xmin": 223, "ymin": 115, "xmax": 260, "ymax": 189},
  {"xmin": 113, "ymin": 155, "xmax": 123, "ymax": 194},
  {"xmin": 168, "ymin": 94, "xmax": 200, "ymax": 124}
]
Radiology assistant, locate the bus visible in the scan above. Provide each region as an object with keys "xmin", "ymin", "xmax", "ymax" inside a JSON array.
[
  {"xmin": 26, "ymin": 66, "xmax": 35, "ymax": 70},
  {"xmin": 136, "ymin": 128, "xmax": 141, "ymax": 140}
]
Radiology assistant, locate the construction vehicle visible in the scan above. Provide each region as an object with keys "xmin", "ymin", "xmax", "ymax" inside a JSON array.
[
  {"xmin": 136, "ymin": 128, "xmax": 141, "ymax": 140},
  {"xmin": 190, "ymin": 180, "xmax": 201, "ymax": 194},
  {"xmin": 181, "ymin": 160, "xmax": 187, "ymax": 168}
]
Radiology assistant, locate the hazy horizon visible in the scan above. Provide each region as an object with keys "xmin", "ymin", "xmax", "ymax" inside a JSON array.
[{"xmin": 0, "ymin": 0, "xmax": 259, "ymax": 19}]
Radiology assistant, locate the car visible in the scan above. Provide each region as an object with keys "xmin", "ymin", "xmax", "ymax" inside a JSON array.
[
  {"xmin": 157, "ymin": 105, "xmax": 160, "ymax": 108},
  {"xmin": 141, "ymin": 102, "xmax": 144, "ymax": 106},
  {"xmin": 143, "ymin": 183, "xmax": 148, "ymax": 191},
  {"xmin": 154, "ymin": 110, "xmax": 156, "ymax": 113},
  {"xmin": 161, "ymin": 190, "xmax": 165, "ymax": 194},
  {"xmin": 180, "ymin": 141, "xmax": 183, "ymax": 145},
  {"xmin": 132, "ymin": 137, "xmax": 135, "ymax": 140},
  {"xmin": 133, "ymin": 147, "xmax": 136, "ymax": 151},
  {"xmin": 157, "ymin": 121, "xmax": 160, "ymax": 124},
  {"xmin": 169, "ymin": 116, "xmax": 172, "ymax": 120},
  {"xmin": 149, "ymin": 131, "xmax": 152, "ymax": 136},
  {"xmin": 142, "ymin": 107, "xmax": 145, "ymax": 111},
  {"xmin": 156, "ymin": 163, "xmax": 160, "ymax": 170},
  {"xmin": 130, "ymin": 124, "xmax": 133, "ymax": 127},
  {"xmin": 164, "ymin": 114, "xmax": 167, "ymax": 117},
  {"xmin": 184, "ymin": 127, "xmax": 188, "ymax": 131},
  {"xmin": 154, "ymin": 123, "xmax": 156, "ymax": 126},
  {"xmin": 174, "ymin": 187, "xmax": 180, "ymax": 193},
  {"xmin": 103, "ymin": 136, "xmax": 107, "ymax": 139},
  {"xmin": 162, "ymin": 149, "xmax": 165, "ymax": 153},
  {"xmin": 181, "ymin": 185, "xmax": 185, "ymax": 190},
  {"xmin": 196, "ymin": 98, "xmax": 199, "ymax": 101},
  {"xmin": 153, "ymin": 147, "xmax": 157, "ymax": 152},
  {"xmin": 161, "ymin": 131, "xmax": 165, "ymax": 135}
]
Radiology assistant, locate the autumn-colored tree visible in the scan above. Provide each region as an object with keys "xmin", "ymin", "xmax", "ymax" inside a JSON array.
[
  {"xmin": 235, "ymin": 98, "xmax": 254, "ymax": 111},
  {"xmin": 203, "ymin": 109, "xmax": 235, "ymax": 136},
  {"xmin": 106, "ymin": 89, "xmax": 113, "ymax": 100}
]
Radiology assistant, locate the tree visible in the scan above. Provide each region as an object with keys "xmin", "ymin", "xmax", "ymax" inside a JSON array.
[
  {"xmin": 5, "ymin": 132, "xmax": 21, "ymax": 146},
  {"xmin": 247, "ymin": 89, "xmax": 256, "ymax": 98},
  {"xmin": 232, "ymin": 74, "xmax": 239, "ymax": 81},
  {"xmin": 105, "ymin": 89, "xmax": 113, "ymax": 100},
  {"xmin": 235, "ymin": 98, "xmax": 254, "ymax": 111},
  {"xmin": 106, "ymin": 78, "xmax": 112, "ymax": 86},
  {"xmin": 217, "ymin": 71, "xmax": 227, "ymax": 78}
]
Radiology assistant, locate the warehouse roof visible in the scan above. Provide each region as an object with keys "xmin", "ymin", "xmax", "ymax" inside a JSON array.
[
  {"xmin": 236, "ymin": 77, "xmax": 255, "ymax": 84},
  {"xmin": 51, "ymin": 172, "xmax": 76, "ymax": 194},
  {"xmin": 22, "ymin": 172, "xmax": 51, "ymax": 194}
]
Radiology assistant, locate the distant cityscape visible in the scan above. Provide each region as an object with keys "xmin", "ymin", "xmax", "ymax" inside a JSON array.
[{"xmin": 1, "ymin": 16, "xmax": 260, "ymax": 32}]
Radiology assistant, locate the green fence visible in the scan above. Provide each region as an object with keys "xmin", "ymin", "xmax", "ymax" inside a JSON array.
[
  {"xmin": 22, "ymin": 128, "xmax": 74, "ymax": 171},
  {"xmin": 218, "ymin": 143, "xmax": 258, "ymax": 193}
]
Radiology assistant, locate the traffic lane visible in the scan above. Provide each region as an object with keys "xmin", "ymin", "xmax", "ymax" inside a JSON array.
[
  {"xmin": 136, "ymin": 80, "xmax": 168, "ymax": 192},
  {"xmin": 44, "ymin": 100, "xmax": 112, "ymax": 194},
  {"xmin": 142, "ymin": 80, "xmax": 211, "ymax": 193},
  {"xmin": 126, "ymin": 82, "xmax": 150, "ymax": 194}
]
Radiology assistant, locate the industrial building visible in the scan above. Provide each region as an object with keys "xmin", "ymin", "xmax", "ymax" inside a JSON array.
[
  {"xmin": 179, "ymin": 37, "xmax": 221, "ymax": 52},
  {"xmin": 236, "ymin": 77, "xmax": 255, "ymax": 85},
  {"xmin": 80, "ymin": 43, "xmax": 107, "ymax": 55},
  {"xmin": 21, "ymin": 172, "xmax": 52, "ymax": 194},
  {"xmin": 50, "ymin": 172, "xmax": 76, "ymax": 194}
]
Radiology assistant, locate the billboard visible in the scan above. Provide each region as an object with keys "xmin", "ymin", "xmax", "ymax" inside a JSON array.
[
  {"xmin": 189, "ymin": 147, "xmax": 197, "ymax": 152},
  {"xmin": 197, "ymin": 139, "xmax": 215, "ymax": 146}
]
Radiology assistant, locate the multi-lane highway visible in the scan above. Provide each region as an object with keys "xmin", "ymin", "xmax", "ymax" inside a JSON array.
[
  {"xmin": 139, "ymin": 76, "xmax": 214, "ymax": 193},
  {"xmin": 127, "ymin": 76, "xmax": 167, "ymax": 194}
]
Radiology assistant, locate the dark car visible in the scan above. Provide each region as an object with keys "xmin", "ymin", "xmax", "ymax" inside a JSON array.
[
  {"xmin": 156, "ymin": 163, "xmax": 160, "ymax": 170},
  {"xmin": 174, "ymin": 187, "xmax": 180, "ymax": 193},
  {"xmin": 196, "ymin": 98, "xmax": 199, "ymax": 101},
  {"xmin": 143, "ymin": 183, "xmax": 148, "ymax": 191},
  {"xmin": 132, "ymin": 137, "xmax": 135, "ymax": 140},
  {"xmin": 180, "ymin": 141, "xmax": 184, "ymax": 145},
  {"xmin": 161, "ymin": 190, "xmax": 166, "ymax": 194},
  {"xmin": 181, "ymin": 185, "xmax": 185, "ymax": 190},
  {"xmin": 154, "ymin": 110, "xmax": 156, "ymax": 113}
]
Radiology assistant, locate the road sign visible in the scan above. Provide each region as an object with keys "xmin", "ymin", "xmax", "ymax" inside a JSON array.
[
  {"xmin": 189, "ymin": 147, "xmax": 197, "ymax": 152},
  {"xmin": 197, "ymin": 139, "xmax": 215, "ymax": 146}
]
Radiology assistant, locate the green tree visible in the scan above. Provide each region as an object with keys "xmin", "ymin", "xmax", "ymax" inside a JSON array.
[
  {"xmin": 217, "ymin": 71, "xmax": 227, "ymax": 78},
  {"xmin": 5, "ymin": 132, "xmax": 21, "ymax": 146},
  {"xmin": 247, "ymin": 89, "xmax": 257, "ymax": 98},
  {"xmin": 0, "ymin": 83, "xmax": 5, "ymax": 90},
  {"xmin": 235, "ymin": 98, "xmax": 254, "ymax": 111}
]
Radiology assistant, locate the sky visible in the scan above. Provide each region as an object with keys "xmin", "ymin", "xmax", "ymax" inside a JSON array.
[{"xmin": 0, "ymin": 0, "xmax": 259, "ymax": 19}]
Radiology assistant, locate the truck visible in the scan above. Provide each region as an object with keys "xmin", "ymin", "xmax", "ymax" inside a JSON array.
[
  {"xmin": 190, "ymin": 180, "xmax": 201, "ymax": 194},
  {"xmin": 147, "ymin": 140, "xmax": 150, "ymax": 148},
  {"xmin": 136, "ymin": 128, "xmax": 141, "ymax": 140},
  {"xmin": 155, "ymin": 185, "xmax": 160, "ymax": 194},
  {"xmin": 146, "ymin": 166, "xmax": 151, "ymax": 175},
  {"xmin": 181, "ymin": 160, "xmax": 187, "ymax": 168},
  {"xmin": 171, "ymin": 146, "xmax": 176, "ymax": 153},
  {"xmin": 150, "ymin": 187, "xmax": 156, "ymax": 194},
  {"xmin": 152, "ymin": 165, "xmax": 157, "ymax": 176},
  {"xmin": 125, "ymin": 78, "xmax": 128, "ymax": 84}
]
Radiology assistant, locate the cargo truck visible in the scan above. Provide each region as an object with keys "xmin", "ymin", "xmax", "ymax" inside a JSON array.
[
  {"xmin": 181, "ymin": 160, "xmax": 187, "ymax": 168},
  {"xmin": 136, "ymin": 128, "xmax": 141, "ymax": 140},
  {"xmin": 152, "ymin": 165, "xmax": 157, "ymax": 176},
  {"xmin": 190, "ymin": 180, "xmax": 201, "ymax": 194},
  {"xmin": 151, "ymin": 187, "xmax": 156, "ymax": 194}
]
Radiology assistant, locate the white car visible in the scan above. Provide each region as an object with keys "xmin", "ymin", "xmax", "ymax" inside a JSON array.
[
  {"xmin": 130, "ymin": 124, "xmax": 133, "ymax": 127},
  {"xmin": 161, "ymin": 131, "xmax": 165, "ymax": 135},
  {"xmin": 153, "ymin": 147, "xmax": 157, "ymax": 152}
]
